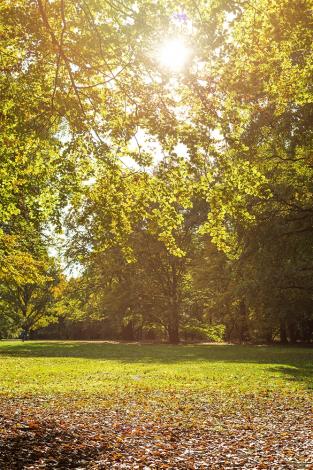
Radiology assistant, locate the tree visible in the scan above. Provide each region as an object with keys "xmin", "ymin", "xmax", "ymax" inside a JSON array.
[
  {"xmin": 1, "ymin": 0, "xmax": 312, "ymax": 343},
  {"xmin": 67, "ymin": 154, "xmax": 212, "ymax": 343},
  {"xmin": 0, "ymin": 255, "xmax": 61, "ymax": 338}
]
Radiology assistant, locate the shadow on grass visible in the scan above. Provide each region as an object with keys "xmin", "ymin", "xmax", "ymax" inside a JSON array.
[
  {"xmin": 0, "ymin": 341, "xmax": 313, "ymax": 390},
  {"xmin": 269, "ymin": 365, "xmax": 313, "ymax": 390}
]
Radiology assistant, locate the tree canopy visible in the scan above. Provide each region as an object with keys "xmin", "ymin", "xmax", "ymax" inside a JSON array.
[{"xmin": 1, "ymin": 0, "xmax": 312, "ymax": 343}]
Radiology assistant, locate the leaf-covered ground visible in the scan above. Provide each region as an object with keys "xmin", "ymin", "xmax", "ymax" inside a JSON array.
[{"xmin": 0, "ymin": 342, "xmax": 312, "ymax": 469}]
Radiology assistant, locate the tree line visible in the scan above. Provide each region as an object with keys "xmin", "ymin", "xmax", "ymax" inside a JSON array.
[{"xmin": 0, "ymin": 0, "xmax": 312, "ymax": 343}]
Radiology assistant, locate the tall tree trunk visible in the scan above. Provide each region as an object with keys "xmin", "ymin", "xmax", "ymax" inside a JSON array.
[
  {"xmin": 167, "ymin": 297, "xmax": 179, "ymax": 344},
  {"xmin": 280, "ymin": 319, "xmax": 288, "ymax": 344},
  {"xmin": 265, "ymin": 329, "xmax": 273, "ymax": 344},
  {"xmin": 287, "ymin": 320, "xmax": 297, "ymax": 344},
  {"xmin": 168, "ymin": 319, "xmax": 179, "ymax": 344},
  {"xmin": 121, "ymin": 320, "xmax": 134, "ymax": 341},
  {"xmin": 238, "ymin": 299, "xmax": 248, "ymax": 343},
  {"xmin": 167, "ymin": 261, "xmax": 180, "ymax": 344}
]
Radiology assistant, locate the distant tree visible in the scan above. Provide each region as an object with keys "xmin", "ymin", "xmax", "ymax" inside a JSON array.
[{"xmin": 0, "ymin": 237, "xmax": 61, "ymax": 338}]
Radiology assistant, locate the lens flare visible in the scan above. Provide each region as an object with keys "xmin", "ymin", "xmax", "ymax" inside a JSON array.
[{"xmin": 157, "ymin": 38, "xmax": 191, "ymax": 72}]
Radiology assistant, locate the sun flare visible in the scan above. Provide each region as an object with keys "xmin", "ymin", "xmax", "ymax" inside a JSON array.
[{"xmin": 157, "ymin": 38, "xmax": 191, "ymax": 72}]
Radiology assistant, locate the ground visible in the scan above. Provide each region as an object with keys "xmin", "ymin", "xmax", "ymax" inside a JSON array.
[{"xmin": 0, "ymin": 341, "xmax": 312, "ymax": 469}]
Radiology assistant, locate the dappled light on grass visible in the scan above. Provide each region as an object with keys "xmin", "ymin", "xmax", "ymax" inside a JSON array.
[{"xmin": 0, "ymin": 341, "xmax": 312, "ymax": 396}]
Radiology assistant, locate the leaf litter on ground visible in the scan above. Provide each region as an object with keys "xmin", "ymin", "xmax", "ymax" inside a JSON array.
[{"xmin": 0, "ymin": 390, "xmax": 312, "ymax": 469}]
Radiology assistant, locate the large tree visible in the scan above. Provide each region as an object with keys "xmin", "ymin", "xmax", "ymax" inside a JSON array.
[{"xmin": 1, "ymin": 0, "xmax": 312, "ymax": 342}]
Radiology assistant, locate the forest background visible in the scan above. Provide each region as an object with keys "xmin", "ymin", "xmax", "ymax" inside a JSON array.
[{"xmin": 0, "ymin": 0, "xmax": 312, "ymax": 344}]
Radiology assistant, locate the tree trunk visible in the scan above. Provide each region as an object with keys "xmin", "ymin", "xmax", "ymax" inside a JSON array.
[
  {"xmin": 121, "ymin": 321, "xmax": 134, "ymax": 341},
  {"xmin": 265, "ymin": 330, "xmax": 273, "ymax": 344},
  {"xmin": 238, "ymin": 299, "xmax": 248, "ymax": 343},
  {"xmin": 280, "ymin": 319, "xmax": 288, "ymax": 344},
  {"xmin": 167, "ymin": 262, "xmax": 180, "ymax": 344},
  {"xmin": 168, "ymin": 321, "xmax": 179, "ymax": 344},
  {"xmin": 22, "ymin": 326, "xmax": 30, "ymax": 341},
  {"xmin": 287, "ymin": 320, "xmax": 297, "ymax": 344}
]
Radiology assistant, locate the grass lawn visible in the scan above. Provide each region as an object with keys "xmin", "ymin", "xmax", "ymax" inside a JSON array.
[
  {"xmin": 0, "ymin": 341, "xmax": 312, "ymax": 468},
  {"xmin": 0, "ymin": 340, "xmax": 312, "ymax": 396}
]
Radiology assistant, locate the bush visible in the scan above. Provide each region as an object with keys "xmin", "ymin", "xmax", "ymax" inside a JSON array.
[{"xmin": 182, "ymin": 322, "xmax": 225, "ymax": 342}]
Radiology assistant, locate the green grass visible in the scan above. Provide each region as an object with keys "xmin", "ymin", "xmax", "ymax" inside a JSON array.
[
  {"xmin": 0, "ymin": 341, "xmax": 312, "ymax": 397},
  {"xmin": 1, "ymin": 341, "xmax": 312, "ymax": 468}
]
